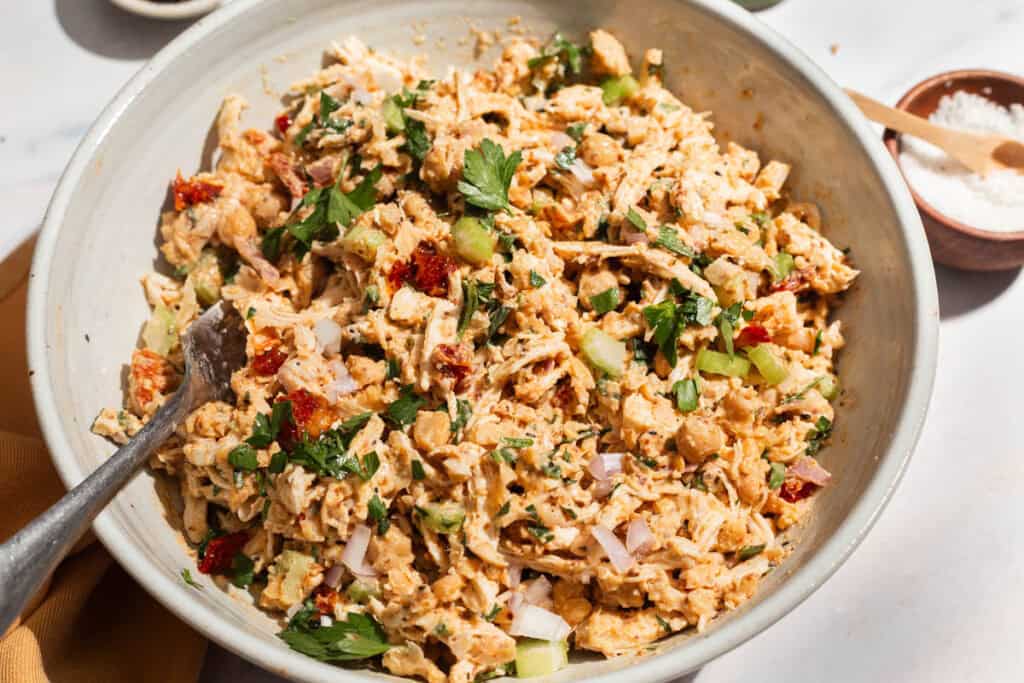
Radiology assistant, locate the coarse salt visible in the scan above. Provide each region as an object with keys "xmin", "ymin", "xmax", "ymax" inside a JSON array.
[{"xmin": 898, "ymin": 90, "xmax": 1024, "ymax": 233}]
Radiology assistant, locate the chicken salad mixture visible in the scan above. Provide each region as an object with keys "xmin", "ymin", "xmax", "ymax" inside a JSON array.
[{"xmin": 94, "ymin": 29, "xmax": 857, "ymax": 682}]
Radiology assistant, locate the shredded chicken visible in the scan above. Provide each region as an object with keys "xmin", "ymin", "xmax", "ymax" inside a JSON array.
[{"xmin": 94, "ymin": 28, "xmax": 856, "ymax": 682}]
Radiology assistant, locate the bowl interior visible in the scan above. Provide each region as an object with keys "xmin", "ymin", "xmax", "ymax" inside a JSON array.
[{"xmin": 30, "ymin": 1, "xmax": 936, "ymax": 681}]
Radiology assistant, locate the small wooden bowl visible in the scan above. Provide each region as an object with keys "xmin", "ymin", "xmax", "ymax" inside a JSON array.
[{"xmin": 883, "ymin": 70, "xmax": 1024, "ymax": 271}]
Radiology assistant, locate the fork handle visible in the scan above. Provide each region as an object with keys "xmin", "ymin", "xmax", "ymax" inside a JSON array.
[{"xmin": 0, "ymin": 382, "xmax": 192, "ymax": 633}]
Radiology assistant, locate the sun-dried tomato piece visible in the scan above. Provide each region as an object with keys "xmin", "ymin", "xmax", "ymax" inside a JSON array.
[
  {"xmin": 386, "ymin": 242, "xmax": 456, "ymax": 297},
  {"xmin": 770, "ymin": 269, "xmax": 810, "ymax": 293},
  {"xmin": 274, "ymin": 113, "xmax": 292, "ymax": 136},
  {"xmin": 252, "ymin": 346, "xmax": 288, "ymax": 376},
  {"xmin": 172, "ymin": 171, "xmax": 223, "ymax": 212},
  {"xmin": 553, "ymin": 379, "xmax": 575, "ymax": 410},
  {"xmin": 779, "ymin": 478, "xmax": 817, "ymax": 503},
  {"xmin": 410, "ymin": 242, "xmax": 457, "ymax": 297},
  {"xmin": 197, "ymin": 532, "xmax": 248, "ymax": 574},
  {"xmin": 433, "ymin": 343, "xmax": 473, "ymax": 389},
  {"xmin": 735, "ymin": 324, "xmax": 771, "ymax": 348},
  {"xmin": 387, "ymin": 260, "xmax": 412, "ymax": 293},
  {"xmin": 313, "ymin": 584, "xmax": 342, "ymax": 616},
  {"xmin": 277, "ymin": 389, "xmax": 332, "ymax": 443}
]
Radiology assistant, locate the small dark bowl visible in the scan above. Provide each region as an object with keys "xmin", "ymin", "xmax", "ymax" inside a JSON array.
[{"xmin": 883, "ymin": 69, "xmax": 1024, "ymax": 271}]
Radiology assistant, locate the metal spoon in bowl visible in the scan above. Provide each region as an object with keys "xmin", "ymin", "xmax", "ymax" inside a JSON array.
[
  {"xmin": 847, "ymin": 89, "xmax": 1024, "ymax": 176},
  {"xmin": 0, "ymin": 301, "xmax": 247, "ymax": 632}
]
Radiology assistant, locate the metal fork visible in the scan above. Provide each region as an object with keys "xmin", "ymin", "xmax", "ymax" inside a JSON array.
[{"xmin": 0, "ymin": 300, "xmax": 247, "ymax": 632}]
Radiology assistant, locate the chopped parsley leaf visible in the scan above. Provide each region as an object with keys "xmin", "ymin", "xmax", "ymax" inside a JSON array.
[
  {"xmin": 554, "ymin": 145, "xmax": 577, "ymax": 170},
  {"xmin": 228, "ymin": 444, "xmax": 259, "ymax": 471},
  {"xmin": 457, "ymin": 139, "xmax": 521, "ymax": 212},
  {"xmin": 626, "ymin": 207, "xmax": 647, "ymax": 231},
  {"xmin": 278, "ymin": 604, "xmax": 391, "ymax": 662},
  {"xmin": 812, "ymin": 329, "xmax": 823, "ymax": 356},
  {"xmin": 529, "ymin": 270, "xmax": 547, "ymax": 288},
  {"xmin": 768, "ymin": 462, "xmax": 786, "ymax": 490},
  {"xmin": 589, "ymin": 287, "xmax": 620, "ymax": 315},
  {"xmin": 368, "ymin": 494, "xmax": 390, "ymax": 535},
  {"xmin": 653, "ymin": 225, "xmax": 697, "ymax": 259},
  {"xmin": 805, "ymin": 416, "xmax": 833, "ymax": 456},
  {"xmin": 672, "ymin": 378, "xmax": 700, "ymax": 413},
  {"xmin": 181, "ymin": 568, "xmax": 202, "ymax": 589},
  {"xmin": 566, "ymin": 122, "xmax": 587, "ymax": 143},
  {"xmin": 247, "ymin": 401, "xmax": 293, "ymax": 448},
  {"xmin": 411, "ymin": 459, "xmax": 427, "ymax": 481},
  {"xmin": 385, "ymin": 385, "xmax": 426, "ymax": 428},
  {"xmin": 737, "ymin": 544, "xmax": 765, "ymax": 561}
]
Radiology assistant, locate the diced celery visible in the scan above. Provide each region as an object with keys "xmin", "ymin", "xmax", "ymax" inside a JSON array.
[
  {"xmin": 189, "ymin": 250, "xmax": 223, "ymax": 306},
  {"xmin": 346, "ymin": 579, "xmax": 380, "ymax": 604},
  {"xmin": 581, "ymin": 328, "xmax": 626, "ymax": 378},
  {"xmin": 746, "ymin": 344, "xmax": 788, "ymax": 384},
  {"xmin": 142, "ymin": 304, "xmax": 178, "ymax": 356},
  {"xmin": 772, "ymin": 252, "xmax": 795, "ymax": 281},
  {"xmin": 417, "ymin": 502, "xmax": 466, "ymax": 534},
  {"xmin": 341, "ymin": 225, "xmax": 387, "ymax": 262},
  {"xmin": 516, "ymin": 639, "xmax": 568, "ymax": 678},
  {"xmin": 452, "ymin": 216, "xmax": 496, "ymax": 265},
  {"xmin": 276, "ymin": 550, "xmax": 314, "ymax": 605},
  {"xmin": 381, "ymin": 97, "xmax": 405, "ymax": 134},
  {"xmin": 600, "ymin": 75, "xmax": 639, "ymax": 106},
  {"xmin": 695, "ymin": 348, "xmax": 751, "ymax": 378},
  {"xmin": 818, "ymin": 373, "xmax": 840, "ymax": 401}
]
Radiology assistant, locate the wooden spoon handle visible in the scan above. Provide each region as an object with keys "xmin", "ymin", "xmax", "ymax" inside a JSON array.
[{"xmin": 845, "ymin": 89, "xmax": 950, "ymax": 145}]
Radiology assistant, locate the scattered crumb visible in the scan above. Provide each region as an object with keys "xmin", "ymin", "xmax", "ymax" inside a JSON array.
[
  {"xmin": 508, "ymin": 16, "xmax": 521, "ymax": 26},
  {"xmin": 457, "ymin": 36, "xmax": 470, "ymax": 47},
  {"xmin": 413, "ymin": 34, "xmax": 426, "ymax": 46},
  {"xmin": 435, "ymin": 37, "xmax": 447, "ymax": 50},
  {"xmin": 274, "ymin": 55, "xmax": 289, "ymax": 64},
  {"xmin": 753, "ymin": 112, "xmax": 765, "ymax": 131},
  {"xmin": 829, "ymin": 43, "xmax": 839, "ymax": 55},
  {"xmin": 470, "ymin": 26, "xmax": 499, "ymax": 58},
  {"xmin": 740, "ymin": 88, "xmax": 754, "ymax": 99},
  {"xmin": 260, "ymin": 65, "xmax": 276, "ymax": 97}
]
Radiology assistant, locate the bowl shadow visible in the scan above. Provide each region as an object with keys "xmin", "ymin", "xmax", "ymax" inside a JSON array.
[
  {"xmin": 54, "ymin": 0, "xmax": 192, "ymax": 61},
  {"xmin": 935, "ymin": 263, "xmax": 1021, "ymax": 320}
]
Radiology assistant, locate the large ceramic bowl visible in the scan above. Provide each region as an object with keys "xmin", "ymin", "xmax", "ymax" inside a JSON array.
[{"xmin": 27, "ymin": 0, "xmax": 938, "ymax": 680}]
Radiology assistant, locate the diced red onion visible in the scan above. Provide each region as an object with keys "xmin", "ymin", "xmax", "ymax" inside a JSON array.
[
  {"xmin": 626, "ymin": 518, "xmax": 655, "ymax": 555},
  {"xmin": 550, "ymin": 131, "xmax": 574, "ymax": 149},
  {"xmin": 788, "ymin": 456, "xmax": 832, "ymax": 487},
  {"xmin": 509, "ymin": 604, "xmax": 571, "ymax": 641},
  {"xmin": 508, "ymin": 592, "xmax": 524, "ymax": 614},
  {"xmin": 523, "ymin": 576, "xmax": 552, "ymax": 605},
  {"xmin": 307, "ymin": 157, "xmax": 336, "ymax": 187},
  {"xmin": 507, "ymin": 560, "xmax": 523, "ymax": 588},
  {"xmin": 342, "ymin": 524, "xmax": 376, "ymax": 577},
  {"xmin": 351, "ymin": 87, "xmax": 374, "ymax": 106},
  {"xmin": 567, "ymin": 159, "xmax": 596, "ymax": 188},
  {"xmin": 314, "ymin": 319, "xmax": 342, "ymax": 355},
  {"xmin": 588, "ymin": 453, "xmax": 624, "ymax": 482},
  {"xmin": 324, "ymin": 563, "xmax": 344, "ymax": 589},
  {"xmin": 319, "ymin": 615, "xmax": 333, "ymax": 627},
  {"xmin": 327, "ymin": 360, "xmax": 359, "ymax": 405},
  {"xmin": 622, "ymin": 228, "xmax": 650, "ymax": 245},
  {"xmin": 591, "ymin": 525, "xmax": 635, "ymax": 573}
]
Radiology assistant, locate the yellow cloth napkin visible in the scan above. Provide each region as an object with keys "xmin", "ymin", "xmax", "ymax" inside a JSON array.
[{"xmin": 0, "ymin": 274, "xmax": 207, "ymax": 682}]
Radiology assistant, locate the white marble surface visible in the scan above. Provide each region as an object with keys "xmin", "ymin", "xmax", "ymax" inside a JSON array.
[{"xmin": 3, "ymin": 1, "xmax": 1023, "ymax": 681}]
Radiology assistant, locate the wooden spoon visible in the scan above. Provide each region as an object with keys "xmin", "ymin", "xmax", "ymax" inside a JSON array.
[{"xmin": 847, "ymin": 89, "xmax": 1024, "ymax": 176}]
